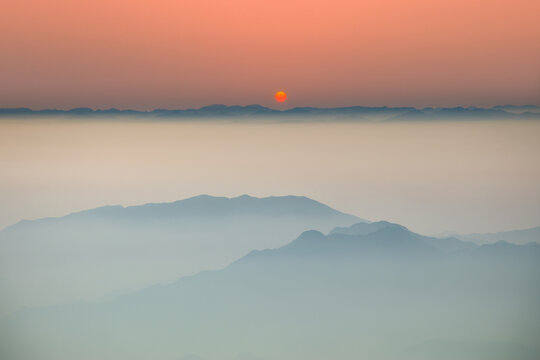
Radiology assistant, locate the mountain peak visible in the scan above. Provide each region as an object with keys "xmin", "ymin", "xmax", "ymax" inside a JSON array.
[
  {"xmin": 329, "ymin": 221, "xmax": 406, "ymax": 236},
  {"xmin": 234, "ymin": 194, "xmax": 253, "ymax": 199},
  {"xmin": 1, "ymin": 195, "xmax": 362, "ymax": 231},
  {"xmin": 297, "ymin": 229, "xmax": 325, "ymax": 240}
]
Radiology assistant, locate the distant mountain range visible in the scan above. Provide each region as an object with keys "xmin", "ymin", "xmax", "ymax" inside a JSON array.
[
  {"xmin": 1, "ymin": 104, "xmax": 539, "ymax": 120},
  {"xmin": 451, "ymin": 226, "xmax": 540, "ymax": 245},
  {"xmin": 0, "ymin": 195, "xmax": 361, "ymax": 316},
  {"xmin": 1, "ymin": 220, "xmax": 538, "ymax": 360}
]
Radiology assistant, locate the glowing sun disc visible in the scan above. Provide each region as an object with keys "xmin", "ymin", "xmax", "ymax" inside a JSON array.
[{"xmin": 275, "ymin": 91, "xmax": 287, "ymax": 102}]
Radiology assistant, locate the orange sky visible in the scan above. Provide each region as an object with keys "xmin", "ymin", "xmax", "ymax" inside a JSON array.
[{"xmin": 1, "ymin": 0, "xmax": 539, "ymax": 109}]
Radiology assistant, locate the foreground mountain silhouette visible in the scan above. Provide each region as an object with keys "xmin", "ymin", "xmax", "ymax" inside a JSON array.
[
  {"xmin": 0, "ymin": 195, "xmax": 361, "ymax": 316},
  {"xmin": 1, "ymin": 221, "xmax": 538, "ymax": 360}
]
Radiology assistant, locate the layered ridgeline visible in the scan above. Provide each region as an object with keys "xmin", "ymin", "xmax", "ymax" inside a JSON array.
[
  {"xmin": 1, "ymin": 104, "xmax": 540, "ymax": 120},
  {"xmin": 0, "ymin": 195, "xmax": 361, "ymax": 316},
  {"xmin": 1, "ymin": 221, "xmax": 539, "ymax": 360},
  {"xmin": 452, "ymin": 226, "xmax": 540, "ymax": 245}
]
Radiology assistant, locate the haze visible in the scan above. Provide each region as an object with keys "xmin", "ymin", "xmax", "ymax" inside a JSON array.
[{"xmin": 1, "ymin": 117, "xmax": 539, "ymax": 234}]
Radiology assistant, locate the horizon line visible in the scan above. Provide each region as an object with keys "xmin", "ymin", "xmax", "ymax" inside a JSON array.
[{"xmin": 1, "ymin": 103, "xmax": 540, "ymax": 112}]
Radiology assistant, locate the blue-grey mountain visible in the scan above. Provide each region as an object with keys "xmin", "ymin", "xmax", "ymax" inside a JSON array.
[
  {"xmin": 1, "ymin": 221, "xmax": 538, "ymax": 360},
  {"xmin": 0, "ymin": 195, "xmax": 361, "ymax": 316},
  {"xmin": 452, "ymin": 226, "xmax": 540, "ymax": 245}
]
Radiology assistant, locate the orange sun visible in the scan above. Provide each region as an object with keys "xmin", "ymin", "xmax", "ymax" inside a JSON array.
[{"xmin": 275, "ymin": 91, "xmax": 287, "ymax": 102}]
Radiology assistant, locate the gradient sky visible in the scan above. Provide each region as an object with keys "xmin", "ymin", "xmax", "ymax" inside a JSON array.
[{"xmin": 1, "ymin": 0, "xmax": 539, "ymax": 109}]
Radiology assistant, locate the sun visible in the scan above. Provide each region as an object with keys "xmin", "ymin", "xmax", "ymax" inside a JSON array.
[{"xmin": 275, "ymin": 91, "xmax": 287, "ymax": 102}]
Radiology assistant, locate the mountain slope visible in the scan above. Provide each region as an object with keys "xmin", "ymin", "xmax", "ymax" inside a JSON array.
[
  {"xmin": 329, "ymin": 221, "xmax": 477, "ymax": 253},
  {"xmin": 1, "ymin": 223, "xmax": 538, "ymax": 360},
  {"xmin": 0, "ymin": 195, "xmax": 361, "ymax": 316}
]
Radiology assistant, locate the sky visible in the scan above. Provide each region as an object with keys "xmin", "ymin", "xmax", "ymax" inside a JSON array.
[
  {"xmin": 1, "ymin": 0, "xmax": 540, "ymax": 110},
  {"xmin": 1, "ymin": 118, "xmax": 539, "ymax": 235}
]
